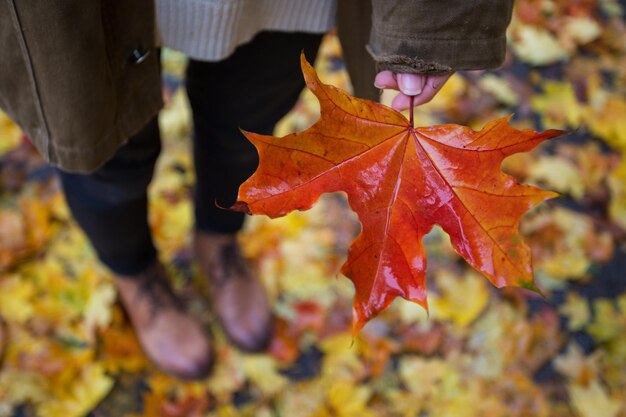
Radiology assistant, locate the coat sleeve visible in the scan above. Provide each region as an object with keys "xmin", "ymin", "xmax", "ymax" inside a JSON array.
[{"xmin": 367, "ymin": 0, "xmax": 515, "ymax": 74}]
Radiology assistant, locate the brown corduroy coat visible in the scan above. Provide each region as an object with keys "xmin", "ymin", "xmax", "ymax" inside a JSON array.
[{"xmin": 0, "ymin": 0, "xmax": 514, "ymax": 173}]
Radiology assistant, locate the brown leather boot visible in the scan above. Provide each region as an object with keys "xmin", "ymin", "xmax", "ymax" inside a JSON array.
[
  {"xmin": 194, "ymin": 231, "xmax": 272, "ymax": 352},
  {"xmin": 113, "ymin": 261, "xmax": 213, "ymax": 380}
]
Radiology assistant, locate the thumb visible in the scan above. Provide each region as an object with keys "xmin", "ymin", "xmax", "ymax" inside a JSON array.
[{"xmin": 397, "ymin": 73, "xmax": 427, "ymax": 96}]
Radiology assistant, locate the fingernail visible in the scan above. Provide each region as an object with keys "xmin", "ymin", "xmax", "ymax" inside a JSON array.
[
  {"xmin": 398, "ymin": 74, "xmax": 422, "ymax": 96},
  {"xmin": 374, "ymin": 81, "xmax": 383, "ymax": 89}
]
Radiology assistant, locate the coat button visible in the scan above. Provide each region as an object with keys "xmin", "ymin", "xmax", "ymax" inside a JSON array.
[{"xmin": 129, "ymin": 47, "xmax": 150, "ymax": 64}]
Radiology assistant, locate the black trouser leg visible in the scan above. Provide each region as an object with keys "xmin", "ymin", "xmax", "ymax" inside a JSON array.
[
  {"xmin": 186, "ymin": 31, "xmax": 323, "ymax": 233},
  {"xmin": 57, "ymin": 116, "xmax": 161, "ymax": 276},
  {"xmin": 57, "ymin": 31, "xmax": 324, "ymax": 275}
]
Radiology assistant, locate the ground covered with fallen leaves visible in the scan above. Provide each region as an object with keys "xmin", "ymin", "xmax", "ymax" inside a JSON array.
[{"xmin": 1, "ymin": 1, "xmax": 626, "ymax": 416}]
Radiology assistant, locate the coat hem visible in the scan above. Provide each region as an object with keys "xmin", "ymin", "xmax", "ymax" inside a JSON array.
[
  {"xmin": 367, "ymin": 32, "xmax": 507, "ymax": 73},
  {"xmin": 50, "ymin": 93, "xmax": 163, "ymax": 174}
]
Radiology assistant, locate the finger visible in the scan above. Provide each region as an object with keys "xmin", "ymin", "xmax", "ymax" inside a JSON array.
[
  {"xmin": 392, "ymin": 73, "xmax": 454, "ymax": 110},
  {"xmin": 390, "ymin": 92, "xmax": 412, "ymax": 111},
  {"xmin": 410, "ymin": 73, "xmax": 453, "ymax": 106},
  {"xmin": 410, "ymin": 85, "xmax": 439, "ymax": 106},
  {"xmin": 374, "ymin": 71, "xmax": 398, "ymax": 89},
  {"xmin": 397, "ymin": 73, "xmax": 426, "ymax": 96},
  {"xmin": 429, "ymin": 73, "xmax": 452, "ymax": 90}
]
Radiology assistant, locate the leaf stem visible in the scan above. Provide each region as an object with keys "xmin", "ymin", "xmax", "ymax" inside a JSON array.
[{"xmin": 409, "ymin": 95, "xmax": 415, "ymax": 128}]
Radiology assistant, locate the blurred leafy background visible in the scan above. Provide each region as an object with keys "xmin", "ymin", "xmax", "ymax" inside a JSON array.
[{"xmin": 0, "ymin": 1, "xmax": 625, "ymax": 416}]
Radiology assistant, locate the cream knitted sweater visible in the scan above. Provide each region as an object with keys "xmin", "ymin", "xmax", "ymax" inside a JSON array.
[{"xmin": 156, "ymin": 0, "xmax": 337, "ymax": 61}]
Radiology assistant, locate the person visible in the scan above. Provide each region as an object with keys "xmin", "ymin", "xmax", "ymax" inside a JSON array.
[{"xmin": 0, "ymin": 0, "xmax": 515, "ymax": 380}]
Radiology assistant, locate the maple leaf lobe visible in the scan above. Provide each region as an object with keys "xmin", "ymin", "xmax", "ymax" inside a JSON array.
[{"xmin": 233, "ymin": 54, "xmax": 562, "ymax": 331}]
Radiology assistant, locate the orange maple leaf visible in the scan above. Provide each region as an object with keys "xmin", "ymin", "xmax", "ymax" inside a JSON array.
[{"xmin": 233, "ymin": 55, "xmax": 562, "ymax": 331}]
